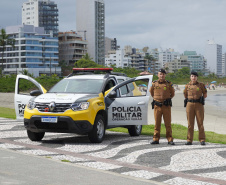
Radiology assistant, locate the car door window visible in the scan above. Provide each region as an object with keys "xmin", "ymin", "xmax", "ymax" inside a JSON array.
[
  {"xmin": 18, "ymin": 78, "xmax": 40, "ymax": 95},
  {"xmin": 117, "ymin": 79, "xmax": 129, "ymax": 96},
  {"xmin": 115, "ymin": 79, "xmax": 149, "ymax": 97},
  {"xmin": 104, "ymin": 80, "xmax": 116, "ymax": 92},
  {"xmin": 120, "ymin": 84, "xmax": 129, "ymax": 96},
  {"xmin": 132, "ymin": 79, "xmax": 149, "ymax": 96}
]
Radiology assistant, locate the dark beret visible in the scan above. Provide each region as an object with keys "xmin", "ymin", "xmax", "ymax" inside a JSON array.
[
  {"xmin": 159, "ymin": 68, "xmax": 166, "ymax": 74},
  {"xmin": 191, "ymin": 71, "xmax": 198, "ymax": 77}
]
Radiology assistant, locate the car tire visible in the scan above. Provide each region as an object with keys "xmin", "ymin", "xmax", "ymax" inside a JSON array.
[
  {"xmin": 128, "ymin": 125, "xmax": 142, "ymax": 136},
  {"xmin": 27, "ymin": 130, "xmax": 45, "ymax": 141},
  {"xmin": 88, "ymin": 114, "xmax": 105, "ymax": 143}
]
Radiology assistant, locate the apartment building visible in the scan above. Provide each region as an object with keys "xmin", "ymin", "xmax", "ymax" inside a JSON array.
[
  {"xmin": 183, "ymin": 51, "xmax": 206, "ymax": 72},
  {"xmin": 222, "ymin": 53, "xmax": 226, "ymax": 76},
  {"xmin": 22, "ymin": 0, "xmax": 58, "ymax": 37},
  {"xmin": 3, "ymin": 25, "xmax": 60, "ymax": 77},
  {"xmin": 158, "ymin": 48, "xmax": 180, "ymax": 67},
  {"xmin": 164, "ymin": 57, "xmax": 190, "ymax": 73},
  {"xmin": 76, "ymin": 0, "xmax": 105, "ymax": 65},
  {"xmin": 205, "ymin": 40, "xmax": 223, "ymax": 77},
  {"xmin": 105, "ymin": 37, "xmax": 118, "ymax": 55},
  {"xmin": 105, "ymin": 49, "xmax": 131, "ymax": 68},
  {"xmin": 147, "ymin": 48, "xmax": 161, "ymax": 75},
  {"xmin": 58, "ymin": 31, "xmax": 88, "ymax": 66}
]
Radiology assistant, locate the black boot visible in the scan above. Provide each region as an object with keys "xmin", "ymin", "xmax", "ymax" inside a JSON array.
[
  {"xmin": 168, "ymin": 141, "xmax": 175, "ymax": 145},
  {"xmin": 151, "ymin": 140, "xmax": 159, "ymax": 144},
  {"xmin": 185, "ymin": 141, "xmax": 192, "ymax": 145},
  {"xmin": 200, "ymin": 141, "xmax": 206, "ymax": 145}
]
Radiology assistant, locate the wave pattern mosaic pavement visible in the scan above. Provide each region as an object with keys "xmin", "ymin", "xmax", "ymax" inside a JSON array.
[{"xmin": 0, "ymin": 118, "xmax": 226, "ymax": 185}]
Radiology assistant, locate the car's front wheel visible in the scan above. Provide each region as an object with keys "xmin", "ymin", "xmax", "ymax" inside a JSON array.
[
  {"xmin": 27, "ymin": 130, "xmax": 45, "ymax": 141},
  {"xmin": 88, "ymin": 115, "xmax": 105, "ymax": 143},
  {"xmin": 128, "ymin": 125, "xmax": 142, "ymax": 136}
]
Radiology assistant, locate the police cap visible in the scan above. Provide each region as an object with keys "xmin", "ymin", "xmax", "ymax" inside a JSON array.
[
  {"xmin": 159, "ymin": 68, "xmax": 166, "ymax": 74},
  {"xmin": 191, "ymin": 71, "xmax": 198, "ymax": 77}
]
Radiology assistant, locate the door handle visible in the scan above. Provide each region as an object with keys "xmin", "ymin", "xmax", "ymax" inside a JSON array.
[
  {"xmin": 138, "ymin": 101, "xmax": 145, "ymax": 105},
  {"xmin": 16, "ymin": 101, "xmax": 22, "ymax": 103}
]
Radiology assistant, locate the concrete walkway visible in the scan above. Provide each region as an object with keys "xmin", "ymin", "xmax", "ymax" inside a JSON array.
[{"xmin": 0, "ymin": 148, "xmax": 160, "ymax": 185}]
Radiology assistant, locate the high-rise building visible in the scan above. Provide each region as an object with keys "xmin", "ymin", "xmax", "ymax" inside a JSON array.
[
  {"xmin": 105, "ymin": 37, "xmax": 117, "ymax": 55},
  {"xmin": 205, "ymin": 40, "xmax": 222, "ymax": 77},
  {"xmin": 22, "ymin": 0, "xmax": 59, "ymax": 37},
  {"xmin": 76, "ymin": 0, "xmax": 105, "ymax": 65},
  {"xmin": 222, "ymin": 53, "xmax": 226, "ymax": 76},
  {"xmin": 58, "ymin": 31, "xmax": 88, "ymax": 66},
  {"xmin": 3, "ymin": 25, "xmax": 60, "ymax": 77}
]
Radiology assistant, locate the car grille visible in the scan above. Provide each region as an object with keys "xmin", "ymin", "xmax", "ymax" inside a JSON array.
[
  {"xmin": 35, "ymin": 103, "xmax": 71, "ymax": 113},
  {"xmin": 34, "ymin": 120, "xmax": 69, "ymax": 130}
]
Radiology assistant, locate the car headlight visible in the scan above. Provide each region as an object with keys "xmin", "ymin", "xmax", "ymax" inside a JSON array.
[
  {"xmin": 71, "ymin": 102, "xmax": 89, "ymax": 111},
  {"xmin": 27, "ymin": 98, "xmax": 36, "ymax": 110}
]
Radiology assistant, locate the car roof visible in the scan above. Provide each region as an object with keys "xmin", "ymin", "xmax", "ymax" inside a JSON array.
[{"xmin": 67, "ymin": 74, "xmax": 106, "ymax": 80}]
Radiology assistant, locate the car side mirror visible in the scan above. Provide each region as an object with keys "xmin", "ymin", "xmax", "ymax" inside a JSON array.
[
  {"xmin": 108, "ymin": 90, "xmax": 117, "ymax": 98},
  {"xmin": 30, "ymin": 90, "xmax": 42, "ymax": 96}
]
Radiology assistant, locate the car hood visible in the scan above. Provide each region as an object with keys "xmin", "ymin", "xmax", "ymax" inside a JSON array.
[{"xmin": 35, "ymin": 93, "xmax": 99, "ymax": 104}]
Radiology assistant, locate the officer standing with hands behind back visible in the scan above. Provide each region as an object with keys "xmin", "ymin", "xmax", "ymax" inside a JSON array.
[
  {"xmin": 184, "ymin": 71, "xmax": 207, "ymax": 145},
  {"xmin": 149, "ymin": 69, "xmax": 175, "ymax": 145}
]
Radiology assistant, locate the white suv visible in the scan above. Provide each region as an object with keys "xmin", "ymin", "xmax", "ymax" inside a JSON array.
[{"xmin": 15, "ymin": 68, "xmax": 153, "ymax": 143}]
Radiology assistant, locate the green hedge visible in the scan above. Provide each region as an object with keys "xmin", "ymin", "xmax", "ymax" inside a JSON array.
[{"xmin": 0, "ymin": 75, "xmax": 61, "ymax": 92}]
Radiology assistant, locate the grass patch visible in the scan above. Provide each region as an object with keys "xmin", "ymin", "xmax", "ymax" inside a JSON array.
[
  {"xmin": 108, "ymin": 124, "xmax": 226, "ymax": 144},
  {"xmin": 0, "ymin": 107, "xmax": 16, "ymax": 119},
  {"xmin": 61, "ymin": 160, "xmax": 70, "ymax": 163}
]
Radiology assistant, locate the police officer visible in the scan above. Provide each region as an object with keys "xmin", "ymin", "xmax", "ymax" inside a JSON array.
[
  {"xmin": 184, "ymin": 71, "xmax": 207, "ymax": 145},
  {"xmin": 149, "ymin": 69, "xmax": 175, "ymax": 145}
]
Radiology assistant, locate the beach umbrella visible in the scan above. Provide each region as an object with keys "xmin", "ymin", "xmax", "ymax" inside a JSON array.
[
  {"xmin": 138, "ymin": 71, "xmax": 152, "ymax": 75},
  {"xmin": 139, "ymin": 84, "xmax": 147, "ymax": 87},
  {"xmin": 211, "ymin": 81, "xmax": 217, "ymax": 84}
]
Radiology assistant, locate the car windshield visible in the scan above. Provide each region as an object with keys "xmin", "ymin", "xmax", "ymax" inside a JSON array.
[{"xmin": 48, "ymin": 79, "xmax": 104, "ymax": 94}]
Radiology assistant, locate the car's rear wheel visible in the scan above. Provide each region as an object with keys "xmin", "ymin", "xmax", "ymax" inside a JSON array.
[
  {"xmin": 27, "ymin": 130, "xmax": 45, "ymax": 141},
  {"xmin": 128, "ymin": 125, "xmax": 142, "ymax": 136},
  {"xmin": 88, "ymin": 115, "xmax": 105, "ymax": 143}
]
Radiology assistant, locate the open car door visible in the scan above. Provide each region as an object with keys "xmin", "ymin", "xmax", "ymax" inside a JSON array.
[
  {"xmin": 14, "ymin": 75, "xmax": 46, "ymax": 121},
  {"xmin": 105, "ymin": 75, "xmax": 153, "ymax": 126}
]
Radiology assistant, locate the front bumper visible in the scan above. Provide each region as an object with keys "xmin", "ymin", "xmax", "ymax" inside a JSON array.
[{"xmin": 24, "ymin": 116, "xmax": 93, "ymax": 134}]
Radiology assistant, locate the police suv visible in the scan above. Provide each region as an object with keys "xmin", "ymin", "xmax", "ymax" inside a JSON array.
[{"xmin": 14, "ymin": 68, "xmax": 153, "ymax": 143}]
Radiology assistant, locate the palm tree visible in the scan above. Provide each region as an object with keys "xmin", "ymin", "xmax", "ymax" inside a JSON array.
[
  {"xmin": 0, "ymin": 28, "xmax": 15, "ymax": 77},
  {"xmin": 144, "ymin": 54, "xmax": 156, "ymax": 74}
]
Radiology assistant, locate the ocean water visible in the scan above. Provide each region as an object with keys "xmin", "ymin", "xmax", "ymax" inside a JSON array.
[{"xmin": 205, "ymin": 93, "xmax": 226, "ymax": 111}]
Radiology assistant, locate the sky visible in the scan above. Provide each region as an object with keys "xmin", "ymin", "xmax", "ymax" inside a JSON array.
[{"xmin": 1, "ymin": 0, "xmax": 226, "ymax": 55}]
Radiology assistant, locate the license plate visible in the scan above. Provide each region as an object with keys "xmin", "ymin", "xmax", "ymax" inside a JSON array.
[{"xmin": 41, "ymin": 117, "xmax": 58, "ymax": 123}]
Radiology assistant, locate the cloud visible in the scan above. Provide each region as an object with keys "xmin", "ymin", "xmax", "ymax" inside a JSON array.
[{"xmin": 1, "ymin": 0, "xmax": 226, "ymax": 54}]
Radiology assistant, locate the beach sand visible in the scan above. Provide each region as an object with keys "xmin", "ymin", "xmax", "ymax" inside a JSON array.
[
  {"xmin": 148, "ymin": 85, "xmax": 226, "ymax": 135},
  {"xmin": 1, "ymin": 87, "xmax": 226, "ymax": 135}
]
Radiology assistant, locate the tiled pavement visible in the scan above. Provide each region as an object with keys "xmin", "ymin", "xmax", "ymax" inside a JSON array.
[{"xmin": 0, "ymin": 117, "xmax": 226, "ymax": 185}]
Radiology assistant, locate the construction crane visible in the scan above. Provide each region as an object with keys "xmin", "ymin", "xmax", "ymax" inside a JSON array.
[{"xmin": 77, "ymin": 30, "xmax": 87, "ymax": 41}]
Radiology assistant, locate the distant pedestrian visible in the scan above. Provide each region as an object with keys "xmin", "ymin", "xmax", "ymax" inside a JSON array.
[
  {"xmin": 184, "ymin": 71, "xmax": 207, "ymax": 145},
  {"xmin": 149, "ymin": 69, "xmax": 175, "ymax": 145}
]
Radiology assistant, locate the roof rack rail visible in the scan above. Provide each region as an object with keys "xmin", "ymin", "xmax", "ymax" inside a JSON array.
[
  {"xmin": 66, "ymin": 68, "xmax": 113, "ymax": 78},
  {"xmin": 66, "ymin": 68, "xmax": 127, "ymax": 78},
  {"xmin": 110, "ymin": 72, "xmax": 127, "ymax": 77},
  {"xmin": 73, "ymin": 68, "xmax": 113, "ymax": 73}
]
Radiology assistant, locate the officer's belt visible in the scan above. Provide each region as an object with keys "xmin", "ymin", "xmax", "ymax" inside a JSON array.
[
  {"xmin": 187, "ymin": 99, "xmax": 200, "ymax": 103},
  {"xmin": 154, "ymin": 101, "xmax": 163, "ymax": 106}
]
